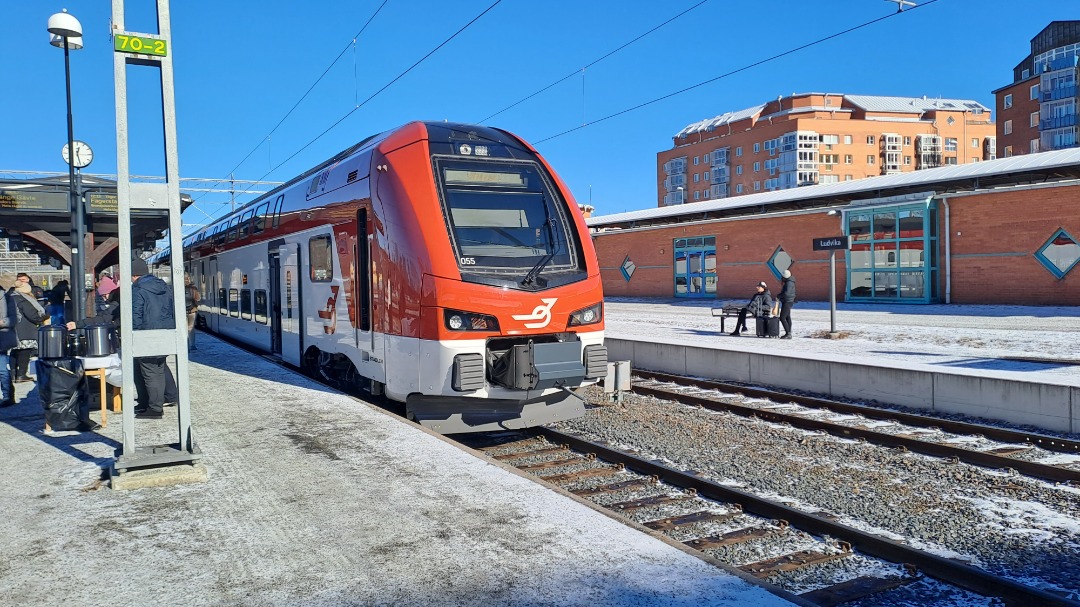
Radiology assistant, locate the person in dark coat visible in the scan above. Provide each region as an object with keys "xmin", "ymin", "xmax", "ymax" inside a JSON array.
[
  {"xmin": 8, "ymin": 281, "xmax": 48, "ymax": 383},
  {"xmin": 16, "ymin": 273, "xmax": 45, "ymax": 302},
  {"xmin": 0, "ymin": 279, "xmax": 18, "ymax": 407},
  {"xmin": 130, "ymin": 258, "xmax": 176, "ymax": 418},
  {"xmin": 777, "ymin": 269, "xmax": 796, "ymax": 339},
  {"xmin": 47, "ymin": 279, "xmax": 70, "ymax": 325},
  {"xmin": 730, "ymin": 281, "xmax": 774, "ymax": 337}
]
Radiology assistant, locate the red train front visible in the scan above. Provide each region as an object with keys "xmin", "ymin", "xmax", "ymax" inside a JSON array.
[{"xmin": 184, "ymin": 122, "xmax": 606, "ymax": 433}]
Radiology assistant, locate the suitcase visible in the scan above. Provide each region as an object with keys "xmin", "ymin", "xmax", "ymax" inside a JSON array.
[{"xmin": 756, "ymin": 316, "xmax": 780, "ymax": 338}]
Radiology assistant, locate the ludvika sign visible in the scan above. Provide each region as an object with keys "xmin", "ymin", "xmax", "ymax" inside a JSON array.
[{"xmin": 813, "ymin": 236, "xmax": 850, "ymax": 251}]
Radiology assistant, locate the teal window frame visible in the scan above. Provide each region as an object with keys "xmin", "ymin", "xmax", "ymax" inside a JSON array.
[
  {"xmin": 1034, "ymin": 228, "xmax": 1080, "ymax": 278},
  {"xmin": 845, "ymin": 202, "xmax": 938, "ymax": 303},
  {"xmin": 673, "ymin": 236, "xmax": 718, "ymax": 298}
]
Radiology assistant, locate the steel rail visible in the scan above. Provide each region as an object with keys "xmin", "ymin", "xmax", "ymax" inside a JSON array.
[
  {"xmin": 534, "ymin": 427, "xmax": 1080, "ymax": 607},
  {"xmin": 629, "ymin": 382, "xmax": 1080, "ymax": 484},
  {"xmin": 634, "ymin": 370, "xmax": 1080, "ymax": 455}
]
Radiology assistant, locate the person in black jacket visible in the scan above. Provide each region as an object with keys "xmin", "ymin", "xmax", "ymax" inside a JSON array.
[
  {"xmin": 130, "ymin": 258, "xmax": 176, "ymax": 419},
  {"xmin": 730, "ymin": 281, "xmax": 773, "ymax": 337},
  {"xmin": 8, "ymin": 281, "xmax": 48, "ymax": 383},
  {"xmin": 777, "ymin": 269, "xmax": 796, "ymax": 339},
  {"xmin": 0, "ymin": 280, "xmax": 18, "ymax": 407}
]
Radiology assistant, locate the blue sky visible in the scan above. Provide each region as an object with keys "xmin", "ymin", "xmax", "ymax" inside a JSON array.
[{"xmin": 0, "ymin": 1, "xmax": 1069, "ymax": 231}]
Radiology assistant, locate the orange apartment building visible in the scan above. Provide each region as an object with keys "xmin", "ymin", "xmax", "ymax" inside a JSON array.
[
  {"xmin": 993, "ymin": 21, "xmax": 1080, "ymax": 158},
  {"xmin": 656, "ymin": 93, "xmax": 996, "ymax": 207}
]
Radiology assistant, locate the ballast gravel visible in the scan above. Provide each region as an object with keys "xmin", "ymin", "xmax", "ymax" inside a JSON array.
[{"xmin": 555, "ymin": 386, "xmax": 1080, "ymax": 601}]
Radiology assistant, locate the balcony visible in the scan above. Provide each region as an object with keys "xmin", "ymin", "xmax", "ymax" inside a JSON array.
[
  {"xmin": 1042, "ymin": 85, "xmax": 1078, "ymax": 102},
  {"xmin": 1041, "ymin": 114, "xmax": 1079, "ymax": 130}
]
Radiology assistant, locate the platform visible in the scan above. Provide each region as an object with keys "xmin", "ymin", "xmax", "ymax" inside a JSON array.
[
  {"xmin": 0, "ymin": 334, "xmax": 797, "ymax": 607},
  {"xmin": 606, "ymin": 298, "xmax": 1080, "ymax": 434}
]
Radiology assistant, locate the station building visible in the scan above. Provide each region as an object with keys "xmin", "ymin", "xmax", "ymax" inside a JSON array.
[
  {"xmin": 591, "ymin": 149, "xmax": 1080, "ymax": 306},
  {"xmin": 993, "ymin": 21, "xmax": 1080, "ymax": 158},
  {"xmin": 657, "ymin": 93, "xmax": 996, "ymax": 207}
]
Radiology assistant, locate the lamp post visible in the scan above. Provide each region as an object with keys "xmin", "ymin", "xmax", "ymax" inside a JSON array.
[{"xmin": 48, "ymin": 9, "xmax": 85, "ymax": 322}]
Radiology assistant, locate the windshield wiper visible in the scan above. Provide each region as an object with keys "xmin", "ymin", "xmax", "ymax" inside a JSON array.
[{"xmin": 522, "ymin": 204, "xmax": 558, "ymax": 287}]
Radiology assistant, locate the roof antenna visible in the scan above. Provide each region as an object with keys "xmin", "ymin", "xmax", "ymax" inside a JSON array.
[{"xmin": 884, "ymin": 0, "xmax": 915, "ymax": 11}]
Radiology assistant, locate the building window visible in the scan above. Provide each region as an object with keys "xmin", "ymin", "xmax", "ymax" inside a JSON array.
[
  {"xmin": 821, "ymin": 154, "xmax": 839, "ymax": 165},
  {"xmin": 736, "ymin": 165, "xmax": 743, "ymax": 175},
  {"xmin": 972, "ymin": 138, "xmax": 979, "ymax": 148},
  {"xmin": 945, "ymin": 138, "xmax": 957, "ymax": 152},
  {"xmin": 1031, "ymin": 111, "xmax": 1040, "ymax": 128},
  {"xmin": 903, "ymin": 136, "xmax": 912, "ymax": 146},
  {"xmin": 904, "ymin": 156, "xmax": 912, "ymax": 165},
  {"xmin": 1031, "ymin": 139, "xmax": 1040, "ymax": 153},
  {"xmin": 694, "ymin": 156, "xmax": 700, "ymax": 165},
  {"xmin": 704, "ymin": 171, "xmax": 710, "ymax": 182},
  {"xmin": 1022, "ymin": 68, "xmax": 1030, "ymax": 79},
  {"xmin": 736, "ymin": 147, "xmax": 743, "ymax": 157},
  {"xmin": 844, "ymin": 154, "xmax": 853, "ymax": 164},
  {"xmin": 1035, "ymin": 228, "xmax": 1080, "ymax": 278},
  {"xmin": 844, "ymin": 135, "xmax": 852, "ymax": 145},
  {"xmin": 945, "ymin": 157, "xmax": 958, "ymax": 165},
  {"xmin": 736, "ymin": 184, "xmax": 744, "ymax": 194},
  {"xmin": 844, "ymin": 175, "xmax": 853, "ymax": 181},
  {"xmin": 867, "ymin": 155, "xmax": 875, "ymax": 165},
  {"xmin": 820, "ymin": 174, "xmax": 839, "ymax": 184},
  {"xmin": 694, "ymin": 173, "xmax": 700, "ymax": 183},
  {"xmin": 754, "ymin": 161, "xmax": 761, "ymax": 172},
  {"xmin": 1004, "ymin": 146, "xmax": 1013, "ymax": 157},
  {"xmin": 846, "ymin": 206, "xmax": 936, "ymax": 302},
  {"xmin": 767, "ymin": 246, "xmax": 792, "ymax": 281},
  {"xmin": 703, "ymin": 190, "xmax": 710, "ymax": 199},
  {"xmin": 866, "ymin": 135, "xmax": 875, "ymax": 145},
  {"xmin": 822, "ymin": 134, "xmax": 839, "ymax": 145},
  {"xmin": 309, "ymin": 235, "xmax": 334, "ymax": 282},
  {"xmin": 754, "ymin": 143, "xmax": 761, "ymax": 153},
  {"xmin": 754, "ymin": 181, "xmax": 761, "ymax": 191},
  {"xmin": 672, "ymin": 236, "xmax": 717, "ymax": 297},
  {"xmin": 1004, "ymin": 94, "xmax": 1013, "ymax": 109},
  {"xmin": 703, "ymin": 152, "xmax": 711, "ymax": 163},
  {"xmin": 1004, "ymin": 120, "xmax": 1013, "ymax": 135},
  {"xmin": 694, "ymin": 191, "xmax": 700, "ymax": 200},
  {"xmin": 1031, "ymin": 83, "xmax": 1040, "ymax": 100}
]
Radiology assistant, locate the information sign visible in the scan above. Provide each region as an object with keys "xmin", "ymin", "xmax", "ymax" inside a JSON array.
[
  {"xmin": 114, "ymin": 33, "xmax": 168, "ymax": 57},
  {"xmin": 813, "ymin": 235, "xmax": 850, "ymax": 251}
]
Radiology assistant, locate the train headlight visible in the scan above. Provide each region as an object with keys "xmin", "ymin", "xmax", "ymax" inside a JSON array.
[
  {"xmin": 567, "ymin": 302, "xmax": 603, "ymax": 327},
  {"xmin": 458, "ymin": 144, "xmax": 472, "ymax": 155},
  {"xmin": 444, "ymin": 309, "xmax": 500, "ymax": 332}
]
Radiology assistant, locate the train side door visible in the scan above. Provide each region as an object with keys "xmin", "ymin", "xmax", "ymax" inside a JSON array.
[
  {"xmin": 354, "ymin": 209, "xmax": 373, "ymax": 353},
  {"xmin": 207, "ymin": 256, "xmax": 219, "ymax": 333},
  {"xmin": 268, "ymin": 250, "xmax": 282, "ymax": 355},
  {"xmin": 278, "ymin": 242, "xmax": 303, "ymax": 366}
]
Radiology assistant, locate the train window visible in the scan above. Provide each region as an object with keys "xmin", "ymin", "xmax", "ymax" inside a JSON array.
[
  {"xmin": 240, "ymin": 289, "xmax": 252, "ymax": 320},
  {"xmin": 239, "ymin": 210, "xmax": 254, "ymax": 239},
  {"xmin": 218, "ymin": 288, "xmax": 227, "ymax": 314},
  {"xmin": 253, "ymin": 202, "xmax": 269, "ymax": 234},
  {"xmin": 272, "ymin": 194, "xmax": 284, "ymax": 229},
  {"xmin": 253, "ymin": 290, "xmax": 268, "ymax": 324},
  {"xmin": 229, "ymin": 289, "xmax": 239, "ymax": 317},
  {"xmin": 309, "ymin": 235, "xmax": 333, "ymax": 282},
  {"xmin": 226, "ymin": 217, "xmax": 240, "ymax": 243},
  {"xmin": 214, "ymin": 225, "xmax": 226, "ymax": 246}
]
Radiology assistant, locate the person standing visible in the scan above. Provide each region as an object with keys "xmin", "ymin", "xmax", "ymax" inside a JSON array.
[
  {"xmin": 729, "ymin": 281, "xmax": 773, "ymax": 337},
  {"xmin": 778, "ymin": 269, "xmax": 796, "ymax": 339},
  {"xmin": 8, "ymin": 280, "xmax": 48, "ymax": 383},
  {"xmin": 47, "ymin": 279, "xmax": 70, "ymax": 326},
  {"xmin": 130, "ymin": 258, "xmax": 176, "ymax": 419},
  {"xmin": 16, "ymin": 273, "xmax": 45, "ymax": 302},
  {"xmin": 184, "ymin": 273, "xmax": 200, "ymax": 351},
  {"xmin": 0, "ymin": 280, "xmax": 18, "ymax": 407}
]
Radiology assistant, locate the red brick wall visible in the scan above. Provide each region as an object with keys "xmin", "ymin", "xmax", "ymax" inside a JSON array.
[
  {"xmin": 994, "ymin": 78, "xmax": 1041, "ymax": 156},
  {"xmin": 943, "ymin": 185, "xmax": 1080, "ymax": 305},
  {"xmin": 595, "ymin": 183, "xmax": 1080, "ymax": 305}
]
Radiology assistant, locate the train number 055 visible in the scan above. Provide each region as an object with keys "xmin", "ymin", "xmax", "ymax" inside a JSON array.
[{"xmin": 459, "ymin": 257, "xmax": 476, "ymax": 265}]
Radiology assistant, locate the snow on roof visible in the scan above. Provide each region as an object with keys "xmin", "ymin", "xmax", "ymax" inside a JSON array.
[
  {"xmin": 675, "ymin": 104, "xmax": 766, "ymax": 138},
  {"xmin": 589, "ymin": 147, "xmax": 1080, "ymax": 227},
  {"xmin": 845, "ymin": 95, "xmax": 990, "ymax": 114}
]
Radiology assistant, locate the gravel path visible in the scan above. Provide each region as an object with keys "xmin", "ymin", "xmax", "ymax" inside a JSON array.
[{"xmin": 558, "ymin": 386, "xmax": 1080, "ymax": 602}]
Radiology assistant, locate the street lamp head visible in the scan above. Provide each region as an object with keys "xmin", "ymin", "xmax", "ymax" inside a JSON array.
[
  {"xmin": 50, "ymin": 33, "xmax": 83, "ymax": 50},
  {"xmin": 47, "ymin": 9, "xmax": 83, "ymax": 38}
]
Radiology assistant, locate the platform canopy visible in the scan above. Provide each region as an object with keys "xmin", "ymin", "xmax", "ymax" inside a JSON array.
[{"xmin": 0, "ymin": 175, "xmax": 192, "ymax": 275}]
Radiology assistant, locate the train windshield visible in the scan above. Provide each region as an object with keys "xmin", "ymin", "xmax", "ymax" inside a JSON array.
[{"xmin": 435, "ymin": 158, "xmax": 578, "ymax": 282}]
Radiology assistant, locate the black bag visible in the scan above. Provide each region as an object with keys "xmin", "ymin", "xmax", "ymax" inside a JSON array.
[
  {"xmin": 756, "ymin": 316, "xmax": 780, "ymax": 338},
  {"xmin": 36, "ymin": 358, "xmax": 89, "ymax": 431}
]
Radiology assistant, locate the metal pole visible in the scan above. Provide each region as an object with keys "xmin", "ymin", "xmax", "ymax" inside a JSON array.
[
  {"xmin": 63, "ymin": 36, "xmax": 84, "ymax": 322},
  {"xmin": 829, "ymin": 249, "xmax": 838, "ymax": 338}
]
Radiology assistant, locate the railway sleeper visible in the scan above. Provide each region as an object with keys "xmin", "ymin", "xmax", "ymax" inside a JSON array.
[
  {"xmin": 798, "ymin": 573, "xmax": 917, "ymax": 607},
  {"xmin": 540, "ymin": 464, "xmax": 623, "ymax": 484},
  {"xmin": 684, "ymin": 520, "xmax": 790, "ymax": 550},
  {"xmin": 571, "ymin": 477, "xmax": 657, "ymax": 497},
  {"xmin": 516, "ymin": 454, "xmax": 594, "ymax": 471},
  {"xmin": 643, "ymin": 507, "xmax": 743, "ymax": 531},
  {"xmin": 608, "ymin": 491, "xmax": 697, "ymax": 512},
  {"xmin": 491, "ymin": 445, "xmax": 569, "ymax": 461},
  {"xmin": 739, "ymin": 544, "xmax": 852, "ymax": 579}
]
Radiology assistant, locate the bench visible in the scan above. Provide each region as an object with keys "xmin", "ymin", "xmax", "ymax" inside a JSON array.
[{"xmin": 710, "ymin": 305, "xmax": 746, "ymax": 333}]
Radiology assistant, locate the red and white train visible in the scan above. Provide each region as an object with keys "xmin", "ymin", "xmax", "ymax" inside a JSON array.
[{"xmin": 166, "ymin": 122, "xmax": 607, "ymax": 433}]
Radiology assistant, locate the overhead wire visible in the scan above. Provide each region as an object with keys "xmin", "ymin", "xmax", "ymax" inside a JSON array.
[
  {"xmin": 535, "ymin": 0, "xmax": 940, "ymax": 144},
  {"xmin": 476, "ymin": 0, "xmax": 710, "ymax": 125},
  {"xmin": 189, "ymin": 0, "xmax": 390, "ymax": 206}
]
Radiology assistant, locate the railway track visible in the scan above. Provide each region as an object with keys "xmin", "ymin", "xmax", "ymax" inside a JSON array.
[
  {"xmin": 467, "ymin": 428, "xmax": 1079, "ymax": 607},
  {"xmin": 630, "ymin": 370, "xmax": 1080, "ymax": 486}
]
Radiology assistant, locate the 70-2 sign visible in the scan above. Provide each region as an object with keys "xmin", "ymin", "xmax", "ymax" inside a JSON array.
[{"xmin": 114, "ymin": 34, "xmax": 168, "ymax": 57}]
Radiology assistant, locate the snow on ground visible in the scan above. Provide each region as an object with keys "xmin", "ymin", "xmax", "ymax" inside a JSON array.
[{"xmin": 604, "ymin": 298, "xmax": 1080, "ymax": 383}]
